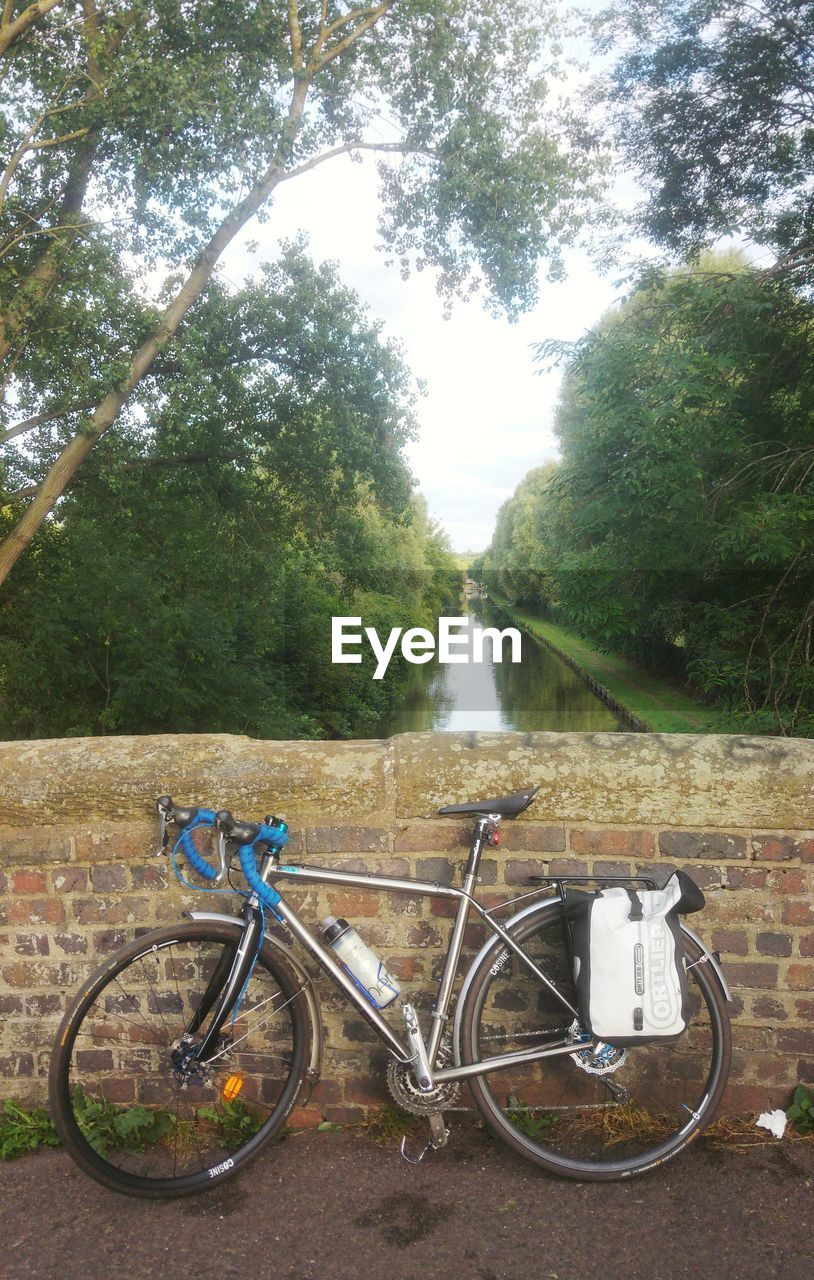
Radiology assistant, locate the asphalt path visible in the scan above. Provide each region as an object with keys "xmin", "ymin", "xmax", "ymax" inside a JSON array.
[{"xmin": 1, "ymin": 1120, "xmax": 812, "ymax": 1280}]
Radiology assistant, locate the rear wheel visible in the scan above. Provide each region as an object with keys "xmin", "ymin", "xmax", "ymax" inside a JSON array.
[
  {"xmin": 50, "ymin": 921, "xmax": 309, "ymax": 1198},
  {"xmin": 457, "ymin": 902, "xmax": 731, "ymax": 1180}
]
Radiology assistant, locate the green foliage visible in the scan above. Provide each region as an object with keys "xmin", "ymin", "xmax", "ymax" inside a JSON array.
[
  {"xmin": 197, "ymin": 1098, "xmax": 264, "ymax": 1149},
  {"xmin": 485, "ymin": 257, "xmax": 814, "ymax": 735},
  {"xmin": 506, "ymin": 1093, "xmax": 555, "ymax": 1140},
  {"xmin": 0, "ymin": 1100, "xmax": 59, "ymax": 1159},
  {"xmin": 787, "ymin": 1085, "xmax": 814, "ymax": 1135},
  {"xmin": 72, "ymin": 1087, "xmax": 175, "ymax": 1156},
  {"xmin": 0, "ymin": 245, "xmax": 460, "ymax": 739},
  {"xmin": 599, "ymin": 0, "xmax": 814, "ymax": 270}
]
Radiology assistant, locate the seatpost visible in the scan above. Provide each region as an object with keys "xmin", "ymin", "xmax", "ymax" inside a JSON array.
[
  {"xmin": 427, "ymin": 812, "xmax": 502, "ymax": 1068},
  {"xmin": 465, "ymin": 813, "xmax": 501, "ymax": 877}
]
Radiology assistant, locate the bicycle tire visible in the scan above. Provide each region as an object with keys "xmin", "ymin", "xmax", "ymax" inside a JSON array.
[
  {"xmin": 50, "ymin": 921, "xmax": 309, "ymax": 1198},
  {"xmin": 457, "ymin": 900, "xmax": 731, "ymax": 1181}
]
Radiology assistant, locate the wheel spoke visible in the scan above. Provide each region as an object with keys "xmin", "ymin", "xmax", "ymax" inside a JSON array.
[
  {"xmin": 461, "ymin": 904, "xmax": 730, "ymax": 1179},
  {"xmin": 53, "ymin": 925, "xmax": 307, "ymax": 1195}
]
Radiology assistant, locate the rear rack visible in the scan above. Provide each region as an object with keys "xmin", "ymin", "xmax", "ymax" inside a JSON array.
[{"xmin": 528, "ymin": 874, "xmax": 661, "ymax": 891}]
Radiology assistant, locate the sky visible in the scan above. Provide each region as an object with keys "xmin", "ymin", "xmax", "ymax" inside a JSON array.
[
  {"xmin": 224, "ymin": 155, "xmax": 628, "ymax": 554},
  {"xmin": 220, "ymin": 6, "xmax": 636, "ymax": 555}
]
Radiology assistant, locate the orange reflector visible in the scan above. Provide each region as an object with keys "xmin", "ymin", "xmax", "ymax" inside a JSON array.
[{"xmin": 222, "ymin": 1074, "xmax": 243, "ymax": 1101}]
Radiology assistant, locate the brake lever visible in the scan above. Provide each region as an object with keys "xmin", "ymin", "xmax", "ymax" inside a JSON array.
[
  {"xmin": 214, "ymin": 829, "xmax": 229, "ymax": 883},
  {"xmin": 154, "ymin": 795, "xmax": 173, "ymax": 857}
]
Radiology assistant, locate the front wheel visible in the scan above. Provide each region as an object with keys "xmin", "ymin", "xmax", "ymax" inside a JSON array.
[
  {"xmin": 50, "ymin": 921, "xmax": 309, "ymax": 1198},
  {"xmin": 457, "ymin": 902, "xmax": 731, "ymax": 1181}
]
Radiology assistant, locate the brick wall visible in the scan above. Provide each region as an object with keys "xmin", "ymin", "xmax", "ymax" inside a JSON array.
[{"xmin": 1, "ymin": 731, "xmax": 812, "ymax": 1122}]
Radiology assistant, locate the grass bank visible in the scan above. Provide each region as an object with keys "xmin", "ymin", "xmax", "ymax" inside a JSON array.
[{"xmin": 490, "ymin": 595, "xmax": 740, "ymax": 735}]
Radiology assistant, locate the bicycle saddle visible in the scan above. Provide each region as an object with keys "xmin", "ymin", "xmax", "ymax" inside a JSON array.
[{"xmin": 437, "ymin": 785, "xmax": 539, "ymax": 819}]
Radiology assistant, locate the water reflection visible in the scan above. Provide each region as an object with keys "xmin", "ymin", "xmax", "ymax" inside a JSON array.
[{"xmin": 379, "ymin": 604, "xmax": 623, "ymax": 735}]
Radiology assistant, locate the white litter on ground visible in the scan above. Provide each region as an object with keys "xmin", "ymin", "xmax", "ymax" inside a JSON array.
[{"xmin": 756, "ymin": 1109, "xmax": 787, "ymax": 1139}]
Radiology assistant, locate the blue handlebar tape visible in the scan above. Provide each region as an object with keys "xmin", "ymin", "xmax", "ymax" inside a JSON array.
[
  {"xmin": 178, "ymin": 809, "xmax": 218, "ymax": 881},
  {"xmin": 238, "ymin": 823, "xmax": 288, "ymax": 911}
]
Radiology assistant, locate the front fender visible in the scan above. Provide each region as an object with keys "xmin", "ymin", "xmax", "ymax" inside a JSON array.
[
  {"xmin": 185, "ymin": 910, "xmax": 323, "ymax": 1093},
  {"xmin": 452, "ymin": 897, "xmax": 732, "ymax": 1065}
]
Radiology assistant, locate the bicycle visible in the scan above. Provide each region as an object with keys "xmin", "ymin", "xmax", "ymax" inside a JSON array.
[{"xmin": 50, "ymin": 787, "xmax": 732, "ymax": 1198}]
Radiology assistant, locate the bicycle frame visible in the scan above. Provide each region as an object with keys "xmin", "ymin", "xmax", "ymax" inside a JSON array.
[{"xmin": 188, "ymin": 815, "xmax": 586, "ymax": 1092}]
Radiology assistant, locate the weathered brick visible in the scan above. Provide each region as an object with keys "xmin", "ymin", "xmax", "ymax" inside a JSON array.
[
  {"xmin": 799, "ymin": 932, "xmax": 814, "ymax": 958},
  {"xmin": 687, "ymin": 865, "xmax": 726, "ymax": 890},
  {"xmin": 751, "ymin": 834, "xmax": 798, "ymax": 861},
  {"xmin": 12, "ymin": 870, "xmax": 47, "ymax": 894},
  {"xmin": 369, "ymin": 858, "xmax": 410, "ymax": 878},
  {"xmin": 502, "ymin": 824, "xmax": 566, "ymax": 853},
  {"xmin": 477, "ymin": 858, "xmax": 498, "ymax": 885},
  {"xmin": 429, "ymin": 896, "xmax": 460, "ymax": 919},
  {"xmin": 798, "ymin": 838, "xmax": 814, "ymax": 864},
  {"xmin": 394, "ymin": 822, "xmax": 469, "ymax": 853},
  {"xmin": 416, "ymin": 857, "xmax": 454, "ymax": 884},
  {"xmin": 795, "ymin": 998, "xmax": 814, "ymax": 1020},
  {"xmin": 0, "ymin": 996, "xmax": 23, "ymax": 1015},
  {"xmin": 727, "ymin": 867, "xmax": 769, "ymax": 890},
  {"xmin": 14, "ymin": 933, "xmax": 49, "ymax": 956},
  {"xmin": 93, "ymin": 929, "xmax": 128, "ymax": 953},
  {"xmin": 711, "ymin": 928, "xmax": 749, "ymax": 956},
  {"xmin": 74, "ymin": 824, "xmax": 151, "ymax": 863},
  {"xmin": 752, "ymin": 996, "xmax": 789, "ymax": 1022},
  {"xmin": 2, "ymin": 960, "xmax": 77, "ymax": 987},
  {"xmin": 572, "ymin": 829, "xmax": 654, "ymax": 858},
  {"xmin": 776, "ymin": 1028, "xmax": 814, "ymax": 1054},
  {"xmin": 659, "ymin": 831, "xmax": 747, "ymax": 860},
  {"xmin": 0, "ymin": 826, "xmax": 72, "ymax": 865},
  {"xmin": 786, "ymin": 964, "xmax": 814, "ymax": 991},
  {"xmin": 72, "ymin": 896, "xmax": 147, "ymax": 925},
  {"xmin": 726, "ymin": 962, "xmax": 779, "ymax": 990},
  {"xmin": 0, "ymin": 869, "xmax": 7, "ymax": 893},
  {"xmin": 406, "ymin": 921, "xmax": 442, "ymax": 948},
  {"xmin": 306, "ymin": 827, "xmax": 388, "ymax": 855},
  {"xmin": 50, "ymin": 866, "xmax": 88, "ymax": 894},
  {"xmin": 385, "ymin": 954, "xmax": 425, "ymax": 980},
  {"xmin": 25, "ymin": 994, "xmax": 62, "ymax": 1017},
  {"xmin": 756, "ymin": 932, "xmax": 792, "ymax": 957},
  {"xmin": 288, "ymin": 1106, "xmax": 323, "ymax": 1129},
  {"xmin": 7, "ymin": 898, "xmax": 65, "ymax": 925},
  {"xmin": 782, "ymin": 900, "xmax": 814, "ymax": 926},
  {"xmin": 0, "ymin": 1053, "xmax": 34, "ymax": 1077},
  {"xmin": 91, "ymin": 864, "xmax": 128, "ymax": 892},
  {"xmin": 326, "ymin": 890, "xmax": 382, "ymax": 918},
  {"xmin": 504, "ymin": 859, "xmax": 548, "ymax": 885},
  {"xmin": 767, "ymin": 868, "xmax": 808, "ymax": 894},
  {"xmin": 592, "ymin": 861, "xmax": 635, "ymax": 879},
  {"xmin": 52, "ymin": 932, "xmax": 88, "ymax": 955},
  {"xmin": 130, "ymin": 864, "xmax": 168, "ymax": 889}
]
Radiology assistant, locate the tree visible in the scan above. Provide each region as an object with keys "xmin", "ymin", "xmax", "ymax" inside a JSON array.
[
  {"xmin": 0, "ymin": 247, "xmax": 459, "ymax": 737},
  {"xmin": 483, "ymin": 462, "xmax": 558, "ymax": 607},
  {"xmin": 535, "ymin": 257, "xmax": 814, "ymax": 732},
  {"xmin": 0, "ymin": 0, "xmax": 602, "ymax": 584},
  {"xmin": 598, "ymin": 0, "xmax": 814, "ymax": 271}
]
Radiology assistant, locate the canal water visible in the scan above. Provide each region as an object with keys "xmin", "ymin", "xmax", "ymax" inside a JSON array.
[{"xmin": 378, "ymin": 603, "xmax": 624, "ymax": 735}]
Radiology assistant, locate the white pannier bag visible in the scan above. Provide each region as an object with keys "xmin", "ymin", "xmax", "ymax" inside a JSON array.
[{"xmin": 562, "ymin": 870, "xmax": 705, "ymax": 1045}]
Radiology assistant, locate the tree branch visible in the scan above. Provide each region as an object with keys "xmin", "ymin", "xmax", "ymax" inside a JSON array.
[
  {"xmin": 279, "ymin": 138, "xmax": 433, "ymax": 184},
  {"xmin": 0, "ymin": 70, "xmax": 316, "ymax": 584},
  {"xmin": 287, "ymin": 0, "xmax": 303, "ymax": 72},
  {"xmin": 311, "ymin": 1, "xmax": 395, "ymax": 72},
  {"xmin": 1, "ymin": 397, "xmax": 99, "ymax": 443},
  {"xmin": 0, "ymin": 0, "xmax": 63, "ymax": 57}
]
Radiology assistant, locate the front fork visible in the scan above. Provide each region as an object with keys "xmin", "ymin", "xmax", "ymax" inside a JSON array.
[{"xmin": 182, "ymin": 901, "xmax": 264, "ymax": 1066}]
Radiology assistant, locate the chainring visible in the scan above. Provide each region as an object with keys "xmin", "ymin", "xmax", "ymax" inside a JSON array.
[{"xmin": 386, "ymin": 1058, "xmax": 460, "ymax": 1115}]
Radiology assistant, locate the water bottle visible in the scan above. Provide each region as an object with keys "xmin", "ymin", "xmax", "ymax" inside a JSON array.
[{"xmin": 320, "ymin": 916, "xmax": 400, "ymax": 1009}]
